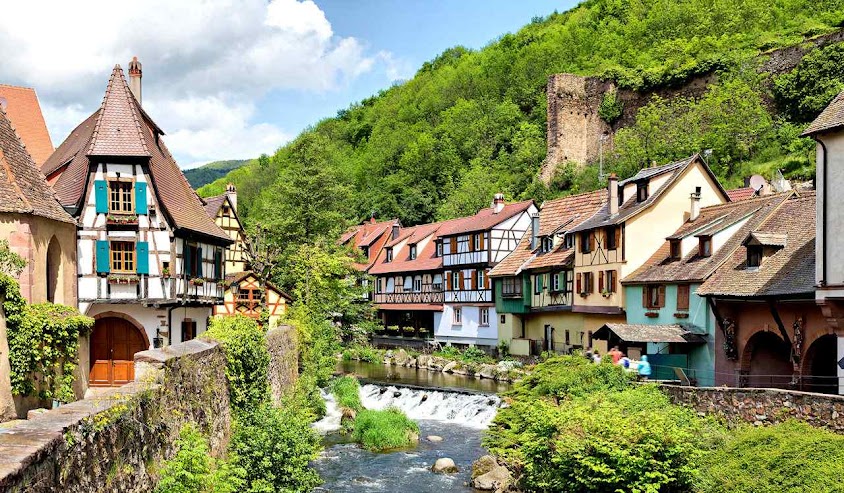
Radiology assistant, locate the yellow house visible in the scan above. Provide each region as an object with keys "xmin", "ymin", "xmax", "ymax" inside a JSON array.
[{"xmin": 566, "ymin": 154, "xmax": 729, "ymax": 352}]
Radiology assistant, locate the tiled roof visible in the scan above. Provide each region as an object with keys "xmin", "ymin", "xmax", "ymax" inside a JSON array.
[
  {"xmin": 802, "ymin": 90, "xmax": 844, "ymax": 136},
  {"xmin": 594, "ymin": 323, "xmax": 706, "ymax": 343},
  {"xmin": 570, "ymin": 154, "xmax": 728, "ymax": 233},
  {"xmin": 368, "ymin": 220, "xmax": 458, "ymax": 275},
  {"xmin": 624, "ymin": 194, "xmax": 790, "ymax": 284},
  {"xmin": 0, "ymin": 106, "xmax": 74, "ymax": 223},
  {"xmin": 42, "ymin": 66, "xmax": 230, "ymax": 242},
  {"xmin": 225, "ymin": 270, "xmax": 291, "ymax": 301},
  {"xmin": 0, "ymin": 84, "xmax": 53, "ymax": 166},
  {"xmin": 203, "ymin": 194, "xmax": 227, "ymax": 218},
  {"xmin": 726, "ymin": 187, "xmax": 757, "ymax": 201},
  {"xmin": 697, "ymin": 192, "xmax": 816, "ymax": 297},
  {"xmin": 745, "ymin": 232, "xmax": 787, "ymax": 247},
  {"xmin": 341, "ymin": 218, "xmax": 399, "ymax": 270},
  {"xmin": 490, "ymin": 190, "xmax": 606, "ymax": 277},
  {"xmin": 437, "ymin": 200, "xmax": 534, "ymax": 237}
]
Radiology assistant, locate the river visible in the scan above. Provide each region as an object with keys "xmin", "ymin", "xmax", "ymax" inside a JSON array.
[{"xmin": 311, "ymin": 361, "xmax": 510, "ymax": 492}]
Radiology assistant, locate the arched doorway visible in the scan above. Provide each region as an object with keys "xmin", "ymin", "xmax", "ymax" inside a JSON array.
[
  {"xmin": 743, "ymin": 331, "xmax": 793, "ymax": 388},
  {"xmin": 802, "ymin": 334, "xmax": 838, "ymax": 394},
  {"xmin": 89, "ymin": 317, "xmax": 148, "ymax": 387},
  {"xmin": 46, "ymin": 236, "xmax": 61, "ymax": 303}
]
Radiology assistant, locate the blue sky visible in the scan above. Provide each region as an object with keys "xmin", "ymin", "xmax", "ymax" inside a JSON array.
[{"xmin": 0, "ymin": 0, "xmax": 577, "ymax": 167}]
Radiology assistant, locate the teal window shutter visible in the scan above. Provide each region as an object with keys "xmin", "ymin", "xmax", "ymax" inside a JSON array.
[
  {"xmin": 136, "ymin": 242, "xmax": 149, "ymax": 274},
  {"xmin": 135, "ymin": 182, "xmax": 147, "ymax": 214},
  {"xmin": 96, "ymin": 240, "xmax": 110, "ymax": 273},
  {"xmin": 197, "ymin": 247, "xmax": 203, "ymax": 278},
  {"xmin": 214, "ymin": 249, "xmax": 222, "ymax": 280},
  {"xmin": 95, "ymin": 180, "xmax": 108, "ymax": 214},
  {"xmin": 184, "ymin": 242, "xmax": 192, "ymax": 277}
]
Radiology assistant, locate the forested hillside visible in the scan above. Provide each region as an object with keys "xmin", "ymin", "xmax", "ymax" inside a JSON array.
[
  {"xmin": 199, "ymin": 0, "xmax": 844, "ymax": 266},
  {"xmin": 184, "ymin": 159, "xmax": 249, "ymax": 188}
]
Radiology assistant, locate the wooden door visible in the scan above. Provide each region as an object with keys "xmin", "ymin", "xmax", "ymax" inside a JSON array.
[{"xmin": 89, "ymin": 318, "xmax": 147, "ymax": 387}]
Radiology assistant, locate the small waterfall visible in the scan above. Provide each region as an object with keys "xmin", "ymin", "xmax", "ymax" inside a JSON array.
[
  {"xmin": 312, "ymin": 389, "xmax": 343, "ymax": 433},
  {"xmin": 359, "ymin": 384, "xmax": 501, "ymax": 428}
]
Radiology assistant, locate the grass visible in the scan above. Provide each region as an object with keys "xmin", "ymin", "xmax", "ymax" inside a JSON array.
[
  {"xmin": 341, "ymin": 344, "xmax": 386, "ymax": 363},
  {"xmin": 352, "ymin": 407, "xmax": 420, "ymax": 451},
  {"xmin": 329, "ymin": 376, "xmax": 363, "ymax": 412}
]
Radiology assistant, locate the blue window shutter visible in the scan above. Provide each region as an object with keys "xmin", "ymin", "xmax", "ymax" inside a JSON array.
[
  {"xmin": 135, "ymin": 182, "xmax": 147, "ymax": 214},
  {"xmin": 184, "ymin": 242, "xmax": 192, "ymax": 277},
  {"xmin": 96, "ymin": 240, "xmax": 110, "ymax": 273},
  {"xmin": 136, "ymin": 242, "xmax": 149, "ymax": 274},
  {"xmin": 95, "ymin": 180, "xmax": 108, "ymax": 214}
]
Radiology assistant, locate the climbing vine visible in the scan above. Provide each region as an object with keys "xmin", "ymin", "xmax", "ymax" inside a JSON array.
[
  {"xmin": 1, "ymin": 273, "xmax": 94, "ymax": 402},
  {"xmin": 598, "ymin": 89, "xmax": 624, "ymax": 124}
]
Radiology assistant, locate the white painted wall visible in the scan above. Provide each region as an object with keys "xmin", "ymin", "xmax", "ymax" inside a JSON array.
[
  {"xmin": 434, "ymin": 305, "xmax": 499, "ymax": 346},
  {"xmin": 85, "ymin": 303, "xmax": 212, "ymax": 349},
  {"xmin": 816, "ymin": 132, "xmax": 844, "ymax": 290}
]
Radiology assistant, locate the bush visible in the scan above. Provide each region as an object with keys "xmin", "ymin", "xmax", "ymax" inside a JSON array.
[
  {"xmin": 695, "ymin": 420, "xmax": 844, "ymax": 493},
  {"xmin": 341, "ymin": 343, "xmax": 384, "ymax": 363},
  {"xmin": 598, "ymin": 89, "xmax": 624, "ymax": 124},
  {"xmin": 203, "ymin": 315, "xmax": 269, "ymax": 412},
  {"xmin": 352, "ymin": 407, "xmax": 420, "ymax": 451},
  {"xmin": 229, "ymin": 403, "xmax": 322, "ymax": 492},
  {"xmin": 155, "ymin": 423, "xmax": 244, "ymax": 493},
  {"xmin": 329, "ymin": 375, "xmax": 363, "ymax": 412},
  {"xmin": 508, "ymin": 355, "xmax": 633, "ymax": 400}
]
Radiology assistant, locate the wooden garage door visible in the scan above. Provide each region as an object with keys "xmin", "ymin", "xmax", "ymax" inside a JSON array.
[{"xmin": 90, "ymin": 317, "xmax": 147, "ymax": 387}]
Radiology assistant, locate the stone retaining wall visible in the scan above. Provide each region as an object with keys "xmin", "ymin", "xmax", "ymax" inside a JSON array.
[
  {"xmin": 266, "ymin": 325, "xmax": 299, "ymax": 404},
  {"xmin": 0, "ymin": 339, "xmax": 231, "ymax": 492},
  {"xmin": 661, "ymin": 385, "xmax": 844, "ymax": 432}
]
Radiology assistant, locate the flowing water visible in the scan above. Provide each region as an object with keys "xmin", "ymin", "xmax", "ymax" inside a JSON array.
[
  {"xmin": 312, "ymin": 363, "xmax": 508, "ymax": 492},
  {"xmin": 337, "ymin": 360, "xmax": 512, "ymax": 394}
]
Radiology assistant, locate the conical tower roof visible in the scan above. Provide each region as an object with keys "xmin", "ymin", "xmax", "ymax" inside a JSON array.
[{"xmin": 87, "ymin": 65, "xmax": 150, "ymax": 157}]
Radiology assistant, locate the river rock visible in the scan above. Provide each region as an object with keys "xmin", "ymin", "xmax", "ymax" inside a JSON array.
[
  {"xmin": 442, "ymin": 361, "xmax": 458, "ymax": 373},
  {"xmin": 431, "ymin": 457, "xmax": 459, "ymax": 474},
  {"xmin": 394, "ymin": 349, "xmax": 410, "ymax": 366},
  {"xmin": 478, "ymin": 364, "xmax": 497, "ymax": 379},
  {"xmin": 472, "ymin": 455, "xmax": 498, "ymax": 478},
  {"xmin": 406, "ymin": 357, "xmax": 417, "ymax": 368},
  {"xmin": 427, "ymin": 435, "xmax": 443, "ymax": 442},
  {"xmin": 471, "ymin": 465, "xmax": 512, "ymax": 491},
  {"xmin": 417, "ymin": 354, "xmax": 431, "ymax": 367}
]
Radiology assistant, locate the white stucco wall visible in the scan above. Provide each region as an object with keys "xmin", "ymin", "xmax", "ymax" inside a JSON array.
[
  {"xmin": 85, "ymin": 303, "xmax": 212, "ymax": 349},
  {"xmin": 434, "ymin": 305, "xmax": 499, "ymax": 346}
]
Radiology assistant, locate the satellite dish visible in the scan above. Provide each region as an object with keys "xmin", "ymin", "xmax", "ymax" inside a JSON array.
[
  {"xmin": 0, "ymin": 97, "xmax": 6, "ymax": 111},
  {"xmin": 749, "ymin": 175, "xmax": 766, "ymax": 192}
]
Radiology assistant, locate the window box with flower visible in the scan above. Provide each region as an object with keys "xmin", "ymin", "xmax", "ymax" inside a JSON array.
[
  {"xmin": 189, "ymin": 277, "xmax": 205, "ymax": 286},
  {"xmin": 106, "ymin": 213, "xmax": 138, "ymax": 226},
  {"xmin": 108, "ymin": 273, "xmax": 139, "ymax": 284}
]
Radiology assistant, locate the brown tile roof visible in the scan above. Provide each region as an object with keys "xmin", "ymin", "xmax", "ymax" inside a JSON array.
[
  {"xmin": 802, "ymin": 90, "xmax": 844, "ymax": 136},
  {"xmin": 437, "ymin": 200, "xmax": 535, "ymax": 237},
  {"xmin": 570, "ymin": 154, "xmax": 729, "ymax": 233},
  {"xmin": 225, "ymin": 270, "xmax": 291, "ymax": 301},
  {"xmin": 0, "ymin": 85, "xmax": 53, "ymax": 166},
  {"xmin": 341, "ymin": 218, "xmax": 400, "ymax": 270},
  {"xmin": 203, "ymin": 194, "xmax": 227, "ymax": 218},
  {"xmin": 368, "ymin": 220, "xmax": 459, "ymax": 275},
  {"xmin": 726, "ymin": 187, "xmax": 757, "ymax": 201},
  {"xmin": 42, "ymin": 66, "xmax": 230, "ymax": 242},
  {"xmin": 594, "ymin": 323, "xmax": 706, "ymax": 343},
  {"xmin": 0, "ymin": 107, "xmax": 74, "ymax": 223},
  {"xmin": 697, "ymin": 192, "xmax": 816, "ymax": 297},
  {"xmin": 490, "ymin": 190, "xmax": 607, "ymax": 277},
  {"xmin": 624, "ymin": 194, "xmax": 790, "ymax": 284}
]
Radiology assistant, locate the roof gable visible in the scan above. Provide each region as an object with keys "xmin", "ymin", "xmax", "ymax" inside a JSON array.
[
  {"xmin": 0, "ymin": 84, "xmax": 54, "ymax": 166},
  {"xmin": 87, "ymin": 66, "xmax": 150, "ymax": 157},
  {"xmin": 802, "ymin": 90, "xmax": 844, "ymax": 136}
]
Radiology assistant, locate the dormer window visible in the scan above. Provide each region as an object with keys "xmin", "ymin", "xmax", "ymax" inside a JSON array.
[
  {"xmin": 747, "ymin": 245, "xmax": 762, "ymax": 268},
  {"xmin": 699, "ymin": 236, "xmax": 712, "ymax": 257},
  {"xmin": 541, "ymin": 236, "xmax": 554, "ymax": 253},
  {"xmin": 564, "ymin": 234, "xmax": 574, "ymax": 250},
  {"xmin": 669, "ymin": 240, "xmax": 681, "ymax": 260},
  {"xmin": 385, "ymin": 248, "xmax": 393, "ymax": 263},
  {"xmin": 637, "ymin": 182, "xmax": 648, "ymax": 202},
  {"xmin": 435, "ymin": 241, "xmax": 442, "ymax": 257},
  {"xmin": 409, "ymin": 244, "xmax": 417, "ymax": 260},
  {"xmin": 360, "ymin": 246, "xmax": 368, "ymax": 258}
]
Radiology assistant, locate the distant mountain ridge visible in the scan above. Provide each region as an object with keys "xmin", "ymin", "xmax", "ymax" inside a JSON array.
[{"xmin": 185, "ymin": 159, "xmax": 250, "ymax": 189}]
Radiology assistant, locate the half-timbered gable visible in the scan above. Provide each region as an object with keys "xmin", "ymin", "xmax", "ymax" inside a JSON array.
[
  {"xmin": 204, "ymin": 185, "xmax": 248, "ymax": 273},
  {"xmin": 216, "ymin": 271, "xmax": 290, "ymax": 327}
]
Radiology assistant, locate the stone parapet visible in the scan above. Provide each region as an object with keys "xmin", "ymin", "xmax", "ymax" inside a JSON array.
[{"xmin": 266, "ymin": 325, "xmax": 299, "ymax": 404}]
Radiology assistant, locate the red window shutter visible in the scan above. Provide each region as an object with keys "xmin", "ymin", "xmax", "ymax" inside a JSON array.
[
  {"xmin": 611, "ymin": 270, "xmax": 617, "ymax": 293},
  {"xmin": 450, "ymin": 237, "xmax": 457, "ymax": 252},
  {"xmin": 471, "ymin": 270, "xmax": 478, "ymax": 289},
  {"xmin": 658, "ymin": 285, "xmax": 666, "ymax": 308},
  {"xmin": 480, "ymin": 233, "xmax": 485, "ymax": 250},
  {"xmin": 643, "ymin": 286, "xmax": 649, "ymax": 308},
  {"xmin": 615, "ymin": 228, "xmax": 621, "ymax": 250},
  {"xmin": 599, "ymin": 271, "xmax": 604, "ymax": 292},
  {"xmin": 576, "ymin": 273, "xmax": 582, "ymax": 293},
  {"xmin": 677, "ymin": 284, "xmax": 690, "ymax": 310},
  {"xmin": 459, "ymin": 271, "xmax": 465, "ymax": 290},
  {"xmin": 589, "ymin": 233, "xmax": 595, "ymax": 252},
  {"xmin": 469, "ymin": 234, "xmax": 475, "ymax": 252},
  {"xmin": 446, "ymin": 272, "xmax": 452, "ymax": 290},
  {"xmin": 484, "ymin": 269, "xmax": 490, "ymax": 289}
]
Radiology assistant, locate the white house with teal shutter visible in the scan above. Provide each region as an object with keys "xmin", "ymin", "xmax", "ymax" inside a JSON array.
[{"xmin": 43, "ymin": 63, "xmax": 232, "ymax": 366}]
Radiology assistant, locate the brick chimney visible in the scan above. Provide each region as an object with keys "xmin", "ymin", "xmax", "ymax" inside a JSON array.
[
  {"xmin": 492, "ymin": 193, "xmax": 505, "ymax": 214},
  {"xmin": 690, "ymin": 186, "xmax": 701, "ymax": 221},
  {"xmin": 608, "ymin": 173, "xmax": 619, "ymax": 215},
  {"xmin": 128, "ymin": 56, "xmax": 142, "ymax": 105},
  {"xmin": 225, "ymin": 183, "xmax": 237, "ymax": 212}
]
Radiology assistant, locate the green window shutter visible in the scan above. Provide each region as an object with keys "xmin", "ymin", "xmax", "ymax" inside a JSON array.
[
  {"xmin": 95, "ymin": 180, "xmax": 108, "ymax": 214},
  {"xmin": 96, "ymin": 240, "xmax": 110, "ymax": 273},
  {"xmin": 197, "ymin": 247, "xmax": 203, "ymax": 278},
  {"xmin": 214, "ymin": 249, "xmax": 222, "ymax": 280},
  {"xmin": 183, "ymin": 242, "xmax": 192, "ymax": 277},
  {"xmin": 136, "ymin": 242, "xmax": 149, "ymax": 274},
  {"xmin": 135, "ymin": 182, "xmax": 147, "ymax": 214}
]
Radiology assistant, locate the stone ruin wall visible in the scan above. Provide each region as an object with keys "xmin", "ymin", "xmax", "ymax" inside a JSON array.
[{"xmin": 542, "ymin": 29, "xmax": 844, "ymax": 183}]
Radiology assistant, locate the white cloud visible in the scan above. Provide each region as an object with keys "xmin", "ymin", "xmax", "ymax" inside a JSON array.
[{"xmin": 0, "ymin": 0, "xmax": 397, "ymax": 166}]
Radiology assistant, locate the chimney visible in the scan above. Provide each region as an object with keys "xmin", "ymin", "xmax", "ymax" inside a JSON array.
[
  {"xmin": 690, "ymin": 186, "xmax": 701, "ymax": 221},
  {"xmin": 492, "ymin": 193, "xmax": 505, "ymax": 214},
  {"xmin": 369, "ymin": 211, "xmax": 377, "ymax": 224},
  {"xmin": 608, "ymin": 173, "xmax": 619, "ymax": 215},
  {"xmin": 225, "ymin": 183, "xmax": 237, "ymax": 212},
  {"xmin": 392, "ymin": 224, "xmax": 400, "ymax": 240},
  {"xmin": 128, "ymin": 56, "xmax": 142, "ymax": 105},
  {"xmin": 530, "ymin": 213, "xmax": 540, "ymax": 250}
]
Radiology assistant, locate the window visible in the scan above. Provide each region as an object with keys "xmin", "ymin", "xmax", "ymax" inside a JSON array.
[
  {"xmin": 552, "ymin": 271, "xmax": 562, "ymax": 292},
  {"xmin": 535, "ymin": 274, "xmax": 544, "ymax": 294},
  {"xmin": 669, "ymin": 240, "xmax": 681, "ymax": 260},
  {"xmin": 582, "ymin": 271, "xmax": 594, "ymax": 294},
  {"xmin": 580, "ymin": 231, "xmax": 592, "ymax": 253},
  {"xmin": 565, "ymin": 330, "xmax": 570, "ymax": 345},
  {"xmin": 453, "ymin": 307, "xmax": 462, "ymax": 324},
  {"xmin": 637, "ymin": 181, "xmax": 648, "ymax": 202},
  {"xmin": 186, "ymin": 244, "xmax": 201, "ymax": 277},
  {"xmin": 699, "ymin": 236, "xmax": 712, "ymax": 257},
  {"xmin": 432, "ymin": 274, "xmax": 443, "ymax": 291},
  {"xmin": 181, "ymin": 319, "xmax": 196, "ymax": 342},
  {"xmin": 605, "ymin": 226, "xmax": 617, "ymax": 250},
  {"xmin": 385, "ymin": 248, "xmax": 393, "ymax": 262},
  {"xmin": 414, "ymin": 276, "xmax": 422, "ymax": 292},
  {"xmin": 677, "ymin": 284, "xmax": 690, "ymax": 311},
  {"xmin": 375, "ymin": 278, "xmax": 383, "ymax": 294},
  {"xmin": 403, "ymin": 276, "xmax": 413, "ymax": 291},
  {"xmin": 645, "ymin": 284, "xmax": 665, "ymax": 309},
  {"xmin": 605, "ymin": 269, "xmax": 617, "ymax": 293},
  {"xmin": 502, "ymin": 277, "xmax": 522, "ymax": 297},
  {"xmin": 360, "ymin": 246, "xmax": 368, "ymax": 258},
  {"xmin": 108, "ymin": 180, "xmax": 134, "ymax": 214},
  {"xmin": 473, "ymin": 234, "xmax": 481, "ymax": 251},
  {"xmin": 477, "ymin": 270, "xmax": 486, "ymax": 290},
  {"xmin": 110, "ymin": 241, "xmax": 135, "ymax": 273},
  {"xmin": 409, "ymin": 244, "xmax": 417, "ymax": 260},
  {"xmin": 451, "ymin": 271, "xmax": 460, "ymax": 290},
  {"xmin": 237, "ymin": 287, "xmax": 261, "ymax": 309},
  {"xmin": 500, "ymin": 314, "xmax": 506, "ymax": 324},
  {"xmin": 564, "ymin": 234, "xmax": 574, "ymax": 249},
  {"xmin": 747, "ymin": 246, "xmax": 762, "ymax": 268},
  {"xmin": 480, "ymin": 308, "xmax": 489, "ymax": 326},
  {"xmin": 541, "ymin": 236, "xmax": 554, "ymax": 253},
  {"xmin": 436, "ymin": 242, "xmax": 443, "ymax": 257}
]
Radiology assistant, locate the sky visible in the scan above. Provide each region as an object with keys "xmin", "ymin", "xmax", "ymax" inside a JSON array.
[{"xmin": 0, "ymin": 0, "xmax": 575, "ymax": 168}]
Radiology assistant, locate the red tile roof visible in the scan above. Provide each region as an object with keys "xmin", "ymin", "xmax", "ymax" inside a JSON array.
[
  {"xmin": 726, "ymin": 187, "xmax": 757, "ymax": 201},
  {"xmin": 341, "ymin": 218, "xmax": 399, "ymax": 270},
  {"xmin": 437, "ymin": 200, "xmax": 534, "ymax": 237},
  {"xmin": 42, "ymin": 66, "xmax": 230, "ymax": 243},
  {"xmin": 0, "ymin": 85, "xmax": 53, "ymax": 166},
  {"xmin": 0, "ymin": 106, "xmax": 73, "ymax": 223}
]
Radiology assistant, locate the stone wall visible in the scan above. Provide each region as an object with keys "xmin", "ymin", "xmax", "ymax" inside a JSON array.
[
  {"xmin": 266, "ymin": 325, "xmax": 299, "ymax": 404},
  {"xmin": 0, "ymin": 339, "xmax": 231, "ymax": 492},
  {"xmin": 661, "ymin": 385, "xmax": 844, "ymax": 432}
]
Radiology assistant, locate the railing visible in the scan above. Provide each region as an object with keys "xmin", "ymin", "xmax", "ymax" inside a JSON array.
[
  {"xmin": 373, "ymin": 291, "xmax": 444, "ymax": 304},
  {"xmin": 444, "ymin": 289, "xmax": 493, "ymax": 303},
  {"xmin": 443, "ymin": 251, "xmax": 489, "ymax": 267}
]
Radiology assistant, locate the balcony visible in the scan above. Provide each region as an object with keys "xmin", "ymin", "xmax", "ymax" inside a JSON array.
[
  {"xmin": 374, "ymin": 290, "xmax": 444, "ymax": 304},
  {"xmin": 444, "ymin": 289, "xmax": 493, "ymax": 303},
  {"xmin": 443, "ymin": 250, "xmax": 489, "ymax": 267}
]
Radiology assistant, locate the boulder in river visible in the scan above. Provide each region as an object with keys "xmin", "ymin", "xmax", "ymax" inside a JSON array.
[
  {"xmin": 472, "ymin": 455, "xmax": 498, "ymax": 478},
  {"xmin": 416, "ymin": 354, "xmax": 430, "ymax": 367},
  {"xmin": 427, "ymin": 435, "xmax": 443, "ymax": 442},
  {"xmin": 431, "ymin": 457, "xmax": 459, "ymax": 474},
  {"xmin": 393, "ymin": 349, "xmax": 410, "ymax": 366},
  {"xmin": 471, "ymin": 465, "xmax": 512, "ymax": 491},
  {"xmin": 442, "ymin": 361, "xmax": 458, "ymax": 373},
  {"xmin": 478, "ymin": 364, "xmax": 497, "ymax": 379}
]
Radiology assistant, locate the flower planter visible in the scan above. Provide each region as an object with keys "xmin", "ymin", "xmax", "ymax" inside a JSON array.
[
  {"xmin": 106, "ymin": 214, "xmax": 139, "ymax": 226},
  {"xmin": 189, "ymin": 278, "xmax": 205, "ymax": 286},
  {"xmin": 674, "ymin": 312, "xmax": 689, "ymax": 319},
  {"xmin": 644, "ymin": 311, "xmax": 660, "ymax": 318},
  {"xmin": 108, "ymin": 274, "xmax": 139, "ymax": 285}
]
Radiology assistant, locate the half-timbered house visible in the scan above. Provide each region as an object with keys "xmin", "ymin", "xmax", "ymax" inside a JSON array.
[{"xmin": 42, "ymin": 63, "xmax": 232, "ymax": 386}]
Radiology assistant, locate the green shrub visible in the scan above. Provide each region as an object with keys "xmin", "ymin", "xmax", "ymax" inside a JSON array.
[
  {"xmin": 774, "ymin": 44, "xmax": 844, "ymax": 123},
  {"xmin": 434, "ymin": 345, "xmax": 495, "ymax": 364},
  {"xmin": 203, "ymin": 315, "xmax": 270, "ymax": 412},
  {"xmin": 486, "ymin": 386, "xmax": 723, "ymax": 492},
  {"xmin": 598, "ymin": 89, "xmax": 624, "ymax": 124},
  {"xmin": 695, "ymin": 420, "xmax": 844, "ymax": 493},
  {"xmin": 352, "ymin": 407, "xmax": 420, "ymax": 451},
  {"xmin": 508, "ymin": 355, "xmax": 633, "ymax": 400},
  {"xmin": 329, "ymin": 375, "xmax": 363, "ymax": 412},
  {"xmin": 229, "ymin": 403, "xmax": 322, "ymax": 492},
  {"xmin": 155, "ymin": 423, "xmax": 244, "ymax": 493},
  {"xmin": 341, "ymin": 343, "xmax": 384, "ymax": 363}
]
